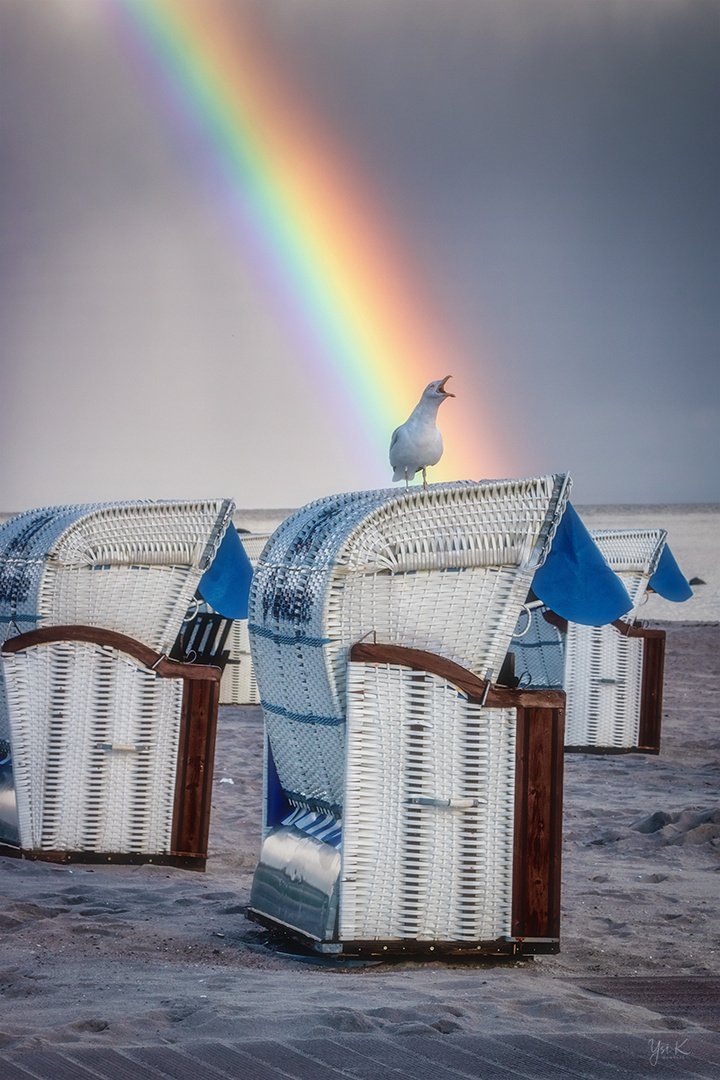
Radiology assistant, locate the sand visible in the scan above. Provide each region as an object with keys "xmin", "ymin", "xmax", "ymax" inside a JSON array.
[{"xmin": 0, "ymin": 619, "xmax": 718, "ymax": 1051}]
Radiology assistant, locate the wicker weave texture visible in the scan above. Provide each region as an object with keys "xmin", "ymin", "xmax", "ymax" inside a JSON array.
[
  {"xmin": 0, "ymin": 499, "xmax": 233, "ymax": 641},
  {"xmin": 564, "ymin": 625, "xmax": 643, "ymax": 747},
  {"xmin": 590, "ymin": 529, "xmax": 667, "ymax": 615},
  {"xmin": 510, "ymin": 608, "xmax": 566, "ymax": 689},
  {"xmin": 250, "ymin": 477, "xmax": 569, "ymax": 808},
  {"xmin": 40, "ymin": 564, "xmax": 206, "ymax": 649},
  {"xmin": 0, "ymin": 499, "xmax": 233, "ymax": 744},
  {"xmin": 563, "ymin": 529, "xmax": 666, "ymax": 748},
  {"xmin": 590, "ymin": 529, "xmax": 667, "ymax": 577},
  {"xmin": 4, "ymin": 640, "xmax": 183, "ymax": 853},
  {"xmin": 327, "ymin": 564, "xmax": 529, "ymax": 703},
  {"xmin": 341, "ymin": 662, "xmax": 516, "ymax": 941},
  {"xmin": 236, "ymin": 533, "xmax": 271, "ymax": 564},
  {"xmin": 219, "ymin": 619, "xmax": 261, "ymax": 705}
]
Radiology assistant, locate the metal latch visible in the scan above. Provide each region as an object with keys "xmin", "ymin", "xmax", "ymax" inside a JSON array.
[
  {"xmin": 96, "ymin": 743, "xmax": 150, "ymax": 753},
  {"xmin": 408, "ymin": 796, "xmax": 486, "ymax": 809}
]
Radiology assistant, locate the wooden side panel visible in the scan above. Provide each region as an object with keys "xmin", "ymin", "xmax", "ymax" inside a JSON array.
[
  {"xmin": 171, "ymin": 677, "xmax": 220, "ymax": 866},
  {"xmin": 512, "ymin": 704, "xmax": 565, "ymax": 940},
  {"xmin": 638, "ymin": 630, "xmax": 666, "ymax": 752}
]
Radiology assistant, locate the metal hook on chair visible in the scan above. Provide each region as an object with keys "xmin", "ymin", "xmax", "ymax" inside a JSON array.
[
  {"xmin": 183, "ymin": 597, "xmax": 200, "ymax": 624},
  {"xmin": 514, "ymin": 600, "xmax": 544, "ymax": 639},
  {"xmin": 480, "ymin": 668, "xmax": 493, "ymax": 707}
]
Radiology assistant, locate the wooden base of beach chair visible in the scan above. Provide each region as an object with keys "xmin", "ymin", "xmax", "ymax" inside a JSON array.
[
  {"xmin": 11, "ymin": 848, "xmax": 209, "ymax": 870},
  {"xmin": 247, "ymin": 909, "xmax": 562, "ymax": 958},
  {"xmin": 2, "ymin": 626, "xmax": 221, "ymax": 870}
]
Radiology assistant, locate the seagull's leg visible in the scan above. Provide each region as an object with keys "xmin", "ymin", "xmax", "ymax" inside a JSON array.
[
  {"xmin": 422, "ymin": 467, "xmax": 428, "ymax": 491},
  {"xmin": 404, "ymin": 468, "xmax": 409, "ymax": 490}
]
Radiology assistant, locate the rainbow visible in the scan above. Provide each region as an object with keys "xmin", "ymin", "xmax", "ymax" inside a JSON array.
[{"xmin": 110, "ymin": 0, "xmax": 505, "ymax": 482}]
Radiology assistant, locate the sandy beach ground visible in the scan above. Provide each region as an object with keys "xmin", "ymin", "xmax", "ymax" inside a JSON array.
[
  {"xmin": 0, "ymin": 505, "xmax": 718, "ymax": 1052},
  {"xmin": 0, "ymin": 619, "xmax": 717, "ymax": 1051}
]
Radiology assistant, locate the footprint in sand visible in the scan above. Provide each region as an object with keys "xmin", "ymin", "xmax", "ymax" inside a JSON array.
[{"xmin": 631, "ymin": 807, "xmax": 720, "ymax": 845}]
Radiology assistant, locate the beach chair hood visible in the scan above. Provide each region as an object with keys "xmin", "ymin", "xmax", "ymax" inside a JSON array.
[{"xmin": 531, "ymin": 503, "xmax": 634, "ymax": 626}]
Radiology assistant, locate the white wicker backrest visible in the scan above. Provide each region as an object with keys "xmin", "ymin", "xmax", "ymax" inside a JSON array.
[
  {"xmin": 238, "ymin": 533, "xmax": 271, "ymax": 564},
  {"xmin": 589, "ymin": 529, "xmax": 667, "ymax": 614},
  {"xmin": 249, "ymin": 476, "xmax": 570, "ymax": 808},
  {"xmin": 0, "ymin": 499, "xmax": 234, "ymax": 745},
  {"xmin": 0, "ymin": 499, "xmax": 233, "ymax": 641}
]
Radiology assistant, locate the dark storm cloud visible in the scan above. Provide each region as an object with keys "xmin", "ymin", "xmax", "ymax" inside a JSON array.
[
  {"xmin": 259, "ymin": 0, "xmax": 720, "ymax": 500},
  {"xmin": 0, "ymin": 0, "xmax": 718, "ymax": 506}
]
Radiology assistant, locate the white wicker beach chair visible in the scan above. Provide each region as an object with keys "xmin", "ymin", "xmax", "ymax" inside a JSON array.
[
  {"xmin": 219, "ymin": 533, "xmax": 270, "ymax": 705},
  {"xmin": 509, "ymin": 527, "xmax": 686, "ymax": 754},
  {"xmin": 247, "ymin": 477, "xmax": 571, "ymax": 957},
  {"xmin": 562, "ymin": 529, "xmax": 671, "ymax": 754},
  {"xmin": 0, "ymin": 499, "xmax": 233, "ymax": 866}
]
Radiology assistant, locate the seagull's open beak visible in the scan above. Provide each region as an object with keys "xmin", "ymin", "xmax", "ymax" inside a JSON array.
[{"xmin": 438, "ymin": 375, "xmax": 455, "ymax": 397}]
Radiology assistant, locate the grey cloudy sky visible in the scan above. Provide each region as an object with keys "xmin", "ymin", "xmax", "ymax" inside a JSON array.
[{"xmin": 1, "ymin": 0, "xmax": 718, "ymax": 511}]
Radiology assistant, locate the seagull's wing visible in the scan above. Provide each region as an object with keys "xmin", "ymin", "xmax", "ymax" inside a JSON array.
[{"xmin": 389, "ymin": 426, "xmax": 401, "ymax": 455}]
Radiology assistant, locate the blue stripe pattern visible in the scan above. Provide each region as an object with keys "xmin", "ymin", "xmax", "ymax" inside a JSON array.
[
  {"xmin": 262, "ymin": 700, "xmax": 344, "ymax": 727},
  {"xmin": 281, "ymin": 807, "xmax": 342, "ymax": 848},
  {"xmin": 249, "ymin": 624, "xmax": 330, "ymax": 648}
]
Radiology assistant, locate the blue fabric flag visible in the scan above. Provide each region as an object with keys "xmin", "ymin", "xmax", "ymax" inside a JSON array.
[
  {"xmin": 197, "ymin": 524, "xmax": 253, "ymax": 619},
  {"xmin": 649, "ymin": 544, "xmax": 693, "ymax": 602},
  {"xmin": 532, "ymin": 503, "xmax": 633, "ymax": 626}
]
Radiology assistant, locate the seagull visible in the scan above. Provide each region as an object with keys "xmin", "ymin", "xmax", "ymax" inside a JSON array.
[{"xmin": 389, "ymin": 376, "xmax": 455, "ymax": 490}]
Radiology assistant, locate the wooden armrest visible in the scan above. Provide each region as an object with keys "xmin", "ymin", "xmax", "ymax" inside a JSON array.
[
  {"xmin": 349, "ymin": 641, "xmax": 564, "ymax": 709},
  {"xmin": 1, "ymin": 625, "xmax": 222, "ymax": 683}
]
